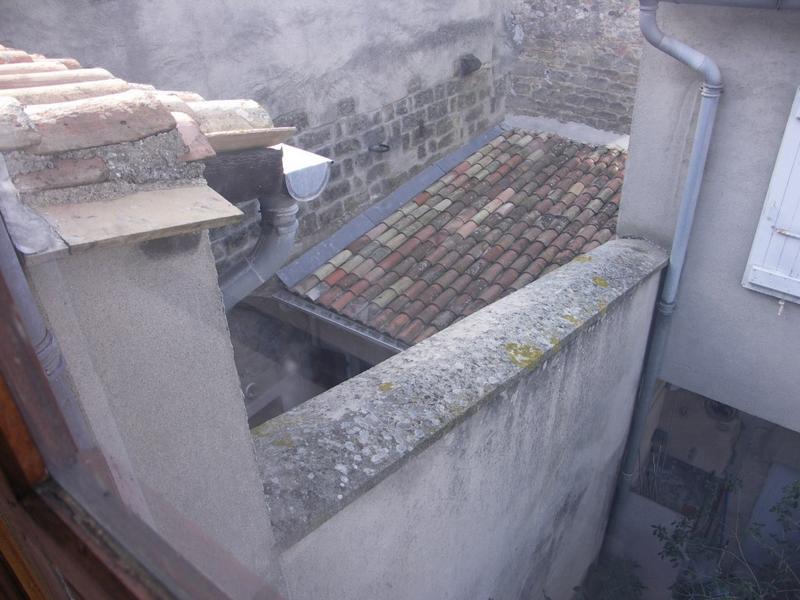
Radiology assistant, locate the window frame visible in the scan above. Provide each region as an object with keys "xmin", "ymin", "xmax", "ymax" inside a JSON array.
[{"xmin": 742, "ymin": 86, "xmax": 800, "ymax": 303}]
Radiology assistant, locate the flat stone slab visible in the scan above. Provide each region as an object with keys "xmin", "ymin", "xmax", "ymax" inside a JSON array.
[
  {"xmin": 252, "ymin": 238, "xmax": 667, "ymax": 549},
  {"xmin": 28, "ymin": 184, "xmax": 242, "ymax": 261}
]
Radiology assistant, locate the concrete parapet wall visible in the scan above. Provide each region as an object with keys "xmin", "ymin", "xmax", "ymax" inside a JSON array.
[
  {"xmin": 25, "ymin": 232, "xmax": 281, "ymax": 590},
  {"xmin": 252, "ymin": 238, "xmax": 666, "ymax": 599}
]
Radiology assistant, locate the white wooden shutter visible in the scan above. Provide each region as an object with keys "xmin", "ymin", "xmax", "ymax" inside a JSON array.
[{"xmin": 742, "ymin": 87, "xmax": 800, "ymax": 303}]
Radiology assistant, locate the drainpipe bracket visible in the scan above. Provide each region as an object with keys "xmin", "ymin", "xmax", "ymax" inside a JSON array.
[
  {"xmin": 656, "ymin": 300, "xmax": 676, "ymax": 316},
  {"xmin": 701, "ymin": 82, "xmax": 724, "ymax": 98}
]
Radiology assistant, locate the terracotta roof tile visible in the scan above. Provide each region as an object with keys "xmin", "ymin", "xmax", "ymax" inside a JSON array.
[{"xmin": 290, "ymin": 129, "xmax": 623, "ymax": 344}]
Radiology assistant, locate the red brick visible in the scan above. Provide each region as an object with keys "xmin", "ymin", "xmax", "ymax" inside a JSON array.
[
  {"xmin": 432, "ymin": 287, "xmax": 457, "ymax": 310},
  {"xmin": 365, "ymin": 223, "xmax": 388, "ymax": 240},
  {"xmin": 480, "ymin": 262, "xmax": 504, "ymax": 284},
  {"xmin": 495, "ymin": 268, "xmax": 520, "ymax": 289},
  {"xmin": 364, "ymin": 267, "xmax": 386, "ymax": 284},
  {"xmin": 403, "ymin": 300, "xmax": 427, "ymax": 319},
  {"xmin": 330, "ymin": 291, "xmax": 356, "ymax": 312},
  {"xmin": 418, "ymin": 283, "xmax": 444, "ymax": 305},
  {"xmin": 404, "ymin": 280, "xmax": 428, "ymax": 301},
  {"xmin": 414, "ymin": 224, "xmax": 437, "ymax": 243},
  {"xmin": 371, "ymin": 308, "xmax": 398, "ymax": 332},
  {"xmin": 397, "ymin": 237, "xmax": 421, "ymax": 256},
  {"xmin": 414, "ymin": 191, "xmax": 431, "ymax": 205},
  {"xmin": 378, "ymin": 251, "xmax": 404, "ymax": 271},
  {"xmin": 478, "ymin": 284, "xmax": 504, "ymax": 304},
  {"xmin": 318, "ymin": 285, "xmax": 345, "ymax": 307},
  {"xmin": 397, "ymin": 319, "xmax": 425, "ymax": 344},
  {"xmin": 349, "ymin": 279, "xmax": 370, "ymax": 296},
  {"xmin": 324, "ymin": 268, "xmax": 348, "ymax": 287},
  {"xmin": 385, "ymin": 313, "xmax": 412, "ymax": 337},
  {"xmin": 416, "ymin": 305, "xmax": 441, "ymax": 325},
  {"xmin": 436, "ymin": 269, "xmax": 460, "ymax": 289},
  {"xmin": 450, "ymin": 273, "xmax": 472, "ymax": 293},
  {"xmin": 12, "ymin": 157, "xmax": 107, "ymax": 192},
  {"xmin": 496, "ymin": 250, "xmax": 519, "ymax": 268},
  {"xmin": 414, "ymin": 326, "xmax": 439, "ymax": 344}
]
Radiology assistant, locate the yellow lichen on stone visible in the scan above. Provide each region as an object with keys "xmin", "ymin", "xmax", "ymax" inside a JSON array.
[
  {"xmin": 572, "ymin": 255, "xmax": 592, "ymax": 263},
  {"xmin": 504, "ymin": 342, "xmax": 544, "ymax": 369},
  {"xmin": 598, "ymin": 301, "xmax": 608, "ymax": 315},
  {"xmin": 563, "ymin": 313, "xmax": 582, "ymax": 325},
  {"xmin": 592, "ymin": 276, "xmax": 609, "ymax": 288},
  {"xmin": 378, "ymin": 382, "xmax": 394, "ymax": 392},
  {"xmin": 272, "ymin": 437, "xmax": 295, "ymax": 448},
  {"xmin": 549, "ymin": 336, "xmax": 561, "ymax": 352}
]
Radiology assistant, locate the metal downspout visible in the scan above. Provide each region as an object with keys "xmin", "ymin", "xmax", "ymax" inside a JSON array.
[
  {"xmin": 616, "ymin": 0, "xmax": 723, "ymax": 498},
  {"xmin": 220, "ymin": 194, "xmax": 299, "ymax": 311},
  {"xmin": 209, "ymin": 144, "xmax": 331, "ymax": 312}
]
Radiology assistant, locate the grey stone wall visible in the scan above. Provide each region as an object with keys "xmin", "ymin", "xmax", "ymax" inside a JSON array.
[
  {"xmin": 210, "ymin": 66, "xmax": 506, "ymax": 271},
  {"xmin": 505, "ymin": 0, "xmax": 641, "ymax": 133}
]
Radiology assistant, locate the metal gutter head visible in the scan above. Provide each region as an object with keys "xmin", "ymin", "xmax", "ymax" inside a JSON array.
[{"xmin": 276, "ymin": 144, "xmax": 332, "ymax": 202}]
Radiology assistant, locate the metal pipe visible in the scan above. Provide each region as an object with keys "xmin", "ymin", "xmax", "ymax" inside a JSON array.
[
  {"xmin": 616, "ymin": 0, "xmax": 723, "ymax": 497},
  {"xmin": 616, "ymin": 0, "xmax": 800, "ymax": 508},
  {"xmin": 220, "ymin": 194, "xmax": 299, "ymax": 310},
  {"xmin": 204, "ymin": 144, "xmax": 330, "ymax": 311}
]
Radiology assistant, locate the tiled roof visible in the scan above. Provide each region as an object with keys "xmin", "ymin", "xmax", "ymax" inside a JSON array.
[
  {"xmin": 0, "ymin": 43, "xmax": 295, "ymax": 261},
  {"xmin": 0, "ymin": 43, "xmax": 295, "ymax": 164},
  {"xmin": 291, "ymin": 129, "xmax": 623, "ymax": 345}
]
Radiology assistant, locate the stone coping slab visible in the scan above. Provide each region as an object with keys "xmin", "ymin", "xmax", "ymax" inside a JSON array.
[
  {"xmin": 27, "ymin": 184, "xmax": 242, "ymax": 263},
  {"xmin": 252, "ymin": 238, "xmax": 667, "ymax": 548}
]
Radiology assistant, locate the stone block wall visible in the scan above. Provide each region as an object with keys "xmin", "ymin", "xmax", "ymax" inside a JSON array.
[
  {"xmin": 211, "ymin": 66, "xmax": 507, "ymax": 271},
  {"xmin": 505, "ymin": 0, "xmax": 641, "ymax": 133}
]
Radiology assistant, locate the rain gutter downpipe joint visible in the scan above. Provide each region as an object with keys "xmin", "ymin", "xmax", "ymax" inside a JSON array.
[
  {"xmin": 617, "ymin": 0, "xmax": 724, "ymax": 496},
  {"xmin": 208, "ymin": 144, "xmax": 331, "ymax": 311}
]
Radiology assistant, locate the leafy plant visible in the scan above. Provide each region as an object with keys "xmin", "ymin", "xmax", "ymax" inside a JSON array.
[{"xmin": 653, "ymin": 479, "xmax": 800, "ymax": 599}]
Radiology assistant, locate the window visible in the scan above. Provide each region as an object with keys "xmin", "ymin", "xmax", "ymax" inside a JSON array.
[{"xmin": 743, "ymin": 87, "xmax": 800, "ymax": 303}]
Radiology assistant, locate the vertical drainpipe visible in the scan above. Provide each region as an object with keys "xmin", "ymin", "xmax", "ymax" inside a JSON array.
[{"xmin": 616, "ymin": 0, "xmax": 723, "ymax": 500}]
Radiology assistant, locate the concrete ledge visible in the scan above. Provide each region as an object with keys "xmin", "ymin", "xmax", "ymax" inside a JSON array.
[{"xmin": 253, "ymin": 239, "xmax": 667, "ymax": 549}]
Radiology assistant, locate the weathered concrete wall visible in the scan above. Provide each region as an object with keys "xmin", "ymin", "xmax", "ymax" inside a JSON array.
[
  {"xmin": 0, "ymin": 0, "xmax": 508, "ymax": 257},
  {"xmin": 505, "ymin": 0, "xmax": 641, "ymax": 133},
  {"xmin": 618, "ymin": 4, "xmax": 800, "ymax": 432},
  {"xmin": 252, "ymin": 239, "xmax": 666, "ymax": 599},
  {"xmin": 25, "ymin": 232, "xmax": 281, "ymax": 590}
]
